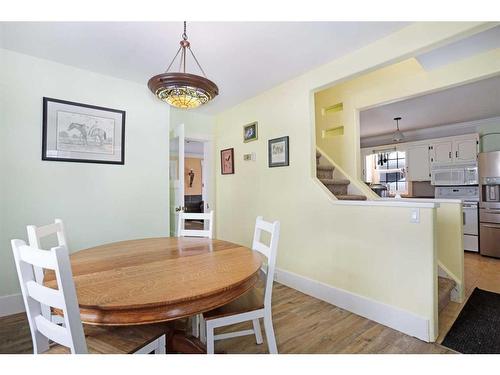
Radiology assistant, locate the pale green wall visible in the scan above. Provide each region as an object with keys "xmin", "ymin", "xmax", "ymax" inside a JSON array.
[
  {"xmin": 478, "ymin": 121, "xmax": 500, "ymax": 152},
  {"xmin": 0, "ymin": 49, "xmax": 171, "ymax": 297}
]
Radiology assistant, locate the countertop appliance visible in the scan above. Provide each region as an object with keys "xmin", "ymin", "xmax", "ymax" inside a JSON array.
[
  {"xmin": 435, "ymin": 186, "xmax": 479, "ymax": 252},
  {"xmin": 369, "ymin": 183, "xmax": 388, "ymax": 197},
  {"xmin": 479, "ymin": 151, "xmax": 500, "ymax": 258},
  {"xmin": 431, "ymin": 162, "xmax": 478, "ymax": 186}
]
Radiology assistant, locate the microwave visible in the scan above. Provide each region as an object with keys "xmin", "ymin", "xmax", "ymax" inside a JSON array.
[{"xmin": 431, "ymin": 164, "xmax": 478, "ymax": 186}]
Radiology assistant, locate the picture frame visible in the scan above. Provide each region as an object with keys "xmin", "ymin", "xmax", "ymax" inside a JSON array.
[
  {"xmin": 268, "ymin": 136, "xmax": 289, "ymax": 167},
  {"xmin": 243, "ymin": 121, "xmax": 258, "ymax": 143},
  {"xmin": 42, "ymin": 97, "xmax": 126, "ymax": 165},
  {"xmin": 220, "ymin": 148, "xmax": 235, "ymax": 174}
]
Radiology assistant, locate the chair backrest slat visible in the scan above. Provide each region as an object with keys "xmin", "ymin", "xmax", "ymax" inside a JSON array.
[
  {"xmin": 27, "ymin": 219, "xmax": 68, "ymax": 249},
  {"xmin": 18, "ymin": 246, "xmax": 58, "ymax": 270},
  {"xmin": 251, "ymin": 216, "xmax": 280, "ymax": 309},
  {"xmin": 11, "ymin": 239, "xmax": 88, "ymax": 354},
  {"xmin": 34, "ymin": 315, "xmax": 72, "ymax": 348},
  {"xmin": 178, "ymin": 210, "xmax": 214, "ymax": 239},
  {"xmin": 26, "ymin": 281, "xmax": 65, "ymax": 310}
]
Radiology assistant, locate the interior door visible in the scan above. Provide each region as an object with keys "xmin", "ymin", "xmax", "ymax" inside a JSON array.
[{"xmin": 169, "ymin": 124, "xmax": 185, "ymax": 236}]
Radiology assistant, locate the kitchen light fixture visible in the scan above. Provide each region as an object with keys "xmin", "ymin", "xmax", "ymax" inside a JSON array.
[
  {"xmin": 148, "ymin": 22, "xmax": 219, "ymax": 109},
  {"xmin": 392, "ymin": 117, "xmax": 404, "ymax": 143}
]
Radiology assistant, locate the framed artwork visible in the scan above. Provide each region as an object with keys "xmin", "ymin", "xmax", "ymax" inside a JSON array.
[
  {"xmin": 268, "ymin": 136, "xmax": 289, "ymax": 167},
  {"xmin": 220, "ymin": 148, "xmax": 235, "ymax": 174},
  {"xmin": 42, "ymin": 97, "xmax": 125, "ymax": 164},
  {"xmin": 243, "ymin": 121, "xmax": 258, "ymax": 143}
]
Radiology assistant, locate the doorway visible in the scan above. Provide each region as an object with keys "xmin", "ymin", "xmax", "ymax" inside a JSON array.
[
  {"xmin": 184, "ymin": 139, "xmax": 207, "ymax": 230},
  {"xmin": 169, "ymin": 123, "xmax": 214, "ymax": 236}
]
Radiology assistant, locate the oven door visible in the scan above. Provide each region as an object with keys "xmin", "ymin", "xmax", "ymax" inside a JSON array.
[{"xmin": 463, "ymin": 203, "xmax": 478, "ymax": 235}]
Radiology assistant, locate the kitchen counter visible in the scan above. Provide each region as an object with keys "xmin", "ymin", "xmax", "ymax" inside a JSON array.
[{"xmin": 380, "ymin": 197, "xmax": 462, "ymax": 204}]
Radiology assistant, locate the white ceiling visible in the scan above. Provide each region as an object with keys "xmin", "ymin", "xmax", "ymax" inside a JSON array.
[
  {"xmin": 360, "ymin": 75, "xmax": 500, "ymax": 139},
  {"xmin": 0, "ymin": 22, "xmax": 409, "ymax": 114}
]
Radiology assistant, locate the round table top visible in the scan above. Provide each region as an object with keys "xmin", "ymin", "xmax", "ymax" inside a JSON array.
[{"xmin": 46, "ymin": 237, "xmax": 263, "ymax": 325}]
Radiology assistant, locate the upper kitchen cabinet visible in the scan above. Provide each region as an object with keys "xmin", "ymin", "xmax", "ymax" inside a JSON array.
[
  {"xmin": 453, "ymin": 137, "xmax": 479, "ymax": 163},
  {"xmin": 430, "ymin": 141, "xmax": 453, "ymax": 163},
  {"xmin": 430, "ymin": 134, "xmax": 479, "ymax": 164},
  {"xmin": 407, "ymin": 144, "xmax": 431, "ymax": 181}
]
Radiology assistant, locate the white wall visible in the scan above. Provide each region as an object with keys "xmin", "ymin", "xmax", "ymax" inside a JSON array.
[{"xmin": 0, "ymin": 49, "xmax": 170, "ymax": 299}]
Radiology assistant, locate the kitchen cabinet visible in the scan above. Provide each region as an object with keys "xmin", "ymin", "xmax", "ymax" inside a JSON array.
[
  {"xmin": 429, "ymin": 135, "xmax": 478, "ymax": 164},
  {"xmin": 407, "ymin": 144, "xmax": 430, "ymax": 181},
  {"xmin": 453, "ymin": 138, "xmax": 478, "ymax": 163},
  {"xmin": 430, "ymin": 141, "xmax": 453, "ymax": 163}
]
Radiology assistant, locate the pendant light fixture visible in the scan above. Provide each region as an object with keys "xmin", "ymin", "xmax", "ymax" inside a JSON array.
[
  {"xmin": 392, "ymin": 116, "xmax": 404, "ymax": 143},
  {"xmin": 148, "ymin": 22, "xmax": 219, "ymax": 109}
]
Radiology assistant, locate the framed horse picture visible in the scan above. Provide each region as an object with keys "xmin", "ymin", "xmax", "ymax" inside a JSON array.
[{"xmin": 42, "ymin": 97, "xmax": 125, "ymax": 164}]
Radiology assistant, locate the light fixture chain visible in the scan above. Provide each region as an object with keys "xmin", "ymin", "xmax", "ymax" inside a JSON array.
[{"xmin": 182, "ymin": 21, "xmax": 187, "ymax": 40}]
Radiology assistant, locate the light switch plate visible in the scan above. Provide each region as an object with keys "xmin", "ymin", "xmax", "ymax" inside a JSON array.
[
  {"xmin": 410, "ymin": 208, "xmax": 420, "ymax": 223},
  {"xmin": 243, "ymin": 152, "xmax": 256, "ymax": 161}
]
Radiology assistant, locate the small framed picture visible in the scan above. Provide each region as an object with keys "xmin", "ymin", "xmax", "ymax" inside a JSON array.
[
  {"xmin": 42, "ymin": 97, "xmax": 125, "ymax": 164},
  {"xmin": 221, "ymin": 148, "xmax": 235, "ymax": 174},
  {"xmin": 243, "ymin": 122, "xmax": 258, "ymax": 143},
  {"xmin": 268, "ymin": 136, "xmax": 289, "ymax": 167}
]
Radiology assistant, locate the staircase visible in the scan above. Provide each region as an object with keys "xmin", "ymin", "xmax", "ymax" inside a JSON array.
[
  {"xmin": 438, "ymin": 276, "xmax": 456, "ymax": 313},
  {"xmin": 316, "ymin": 153, "xmax": 367, "ymax": 201}
]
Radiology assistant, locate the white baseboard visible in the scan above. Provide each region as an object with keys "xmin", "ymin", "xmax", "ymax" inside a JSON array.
[
  {"xmin": 275, "ymin": 268, "xmax": 431, "ymax": 342},
  {"xmin": 0, "ymin": 293, "xmax": 25, "ymax": 317}
]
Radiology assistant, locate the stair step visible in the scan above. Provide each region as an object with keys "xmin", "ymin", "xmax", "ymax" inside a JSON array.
[
  {"xmin": 438, "ymin": 276, "xmax": 455, "ymax": 313},
  {"xmin": 316, "ymin": 165, "xmax": 335, "ymax": 179},
  {"xmin": 319, "ymin": 179, "xmax": 350, "ymax": 186},
  {"xmin": 317, "ymin": 165, "xmax": 334, "ymax": 171},
  {"xmin": 336, "ymin": 195, "xmax": 367, "ymax": 201}
]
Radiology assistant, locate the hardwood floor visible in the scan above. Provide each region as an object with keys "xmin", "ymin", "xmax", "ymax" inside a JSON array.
[{"xmin": 1, "ymin": 253, "xmax": 497, "ymax": 354}]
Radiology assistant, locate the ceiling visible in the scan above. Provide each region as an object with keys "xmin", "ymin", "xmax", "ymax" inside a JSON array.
[
  {"xmin": 360, "ymin": 75, "xmax": 500, "ymax": 139},
  {"xmin": 0, "ymin": 22, "xmax": 409, "ymax": 114}
]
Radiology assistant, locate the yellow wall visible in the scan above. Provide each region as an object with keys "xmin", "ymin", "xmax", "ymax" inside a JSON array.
[
  {"xmin": 315, "ymin": 51, "xmax": 500, "ymax": 179},
  {"xmin": 436, "ymin": 203, "xmax": 465, "ymax": 300},
  {"xmin": 214, "ymin": 22, "xmax": 497, "ymax": 341}
]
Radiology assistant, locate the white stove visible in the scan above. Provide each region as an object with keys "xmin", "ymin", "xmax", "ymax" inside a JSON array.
[{"xmin": 435, "ymin": 186, "xmax": 479, "ymax": 252}]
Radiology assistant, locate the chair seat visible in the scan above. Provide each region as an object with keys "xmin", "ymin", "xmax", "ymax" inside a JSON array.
[
  {"xmin": 46, "ymin": 323, "xmax": 167, "ymax": 354},
  {"xmin": 203, "ymin": 272, "xmax": 265, "ymax": 321}
]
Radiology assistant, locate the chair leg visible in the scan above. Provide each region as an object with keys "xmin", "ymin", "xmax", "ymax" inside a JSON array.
[
  {"xmin": 206, "ymin": 322, "xmax": 215, "ymax": 354},
  {"xmin": 199, "ymin": 315, "xmax": 206, "ymax": 343},
  {"xmin": 263, "ymin": 311, "xmax": 278, "ymax": 354},
  {"xmin": 252, "ymin": 319, "xmax": 263, "ymax": 344},
  {"xmin": 191, "ymin": 314, "xmax": 200, "ymax": 338},
  {"xmin": 154, "ymin": 335, "xmax": 166, "ymax": 354}
]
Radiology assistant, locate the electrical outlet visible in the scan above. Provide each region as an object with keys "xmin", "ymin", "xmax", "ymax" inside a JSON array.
[{"xmin": 410, "ymin": 208, "xmax": 420, "ymax": 223}]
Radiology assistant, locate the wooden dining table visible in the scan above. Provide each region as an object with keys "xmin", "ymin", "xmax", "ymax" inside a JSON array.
[{"xmin": 45, "ymin": 237, "xmax": 263, "ymax": 353}]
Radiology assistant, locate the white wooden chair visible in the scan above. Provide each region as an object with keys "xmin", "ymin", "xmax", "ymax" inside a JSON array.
[
  {"xmin": 200, "ymin": 216, "xmax": 280, "ymax": 354},
  {"xmin": 11, "ymin": 239, "xmax": 166, "ymax": 354},
  {"xmin": 177, "ymin": 211, "xmax": 214, "ymax": 239}
]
